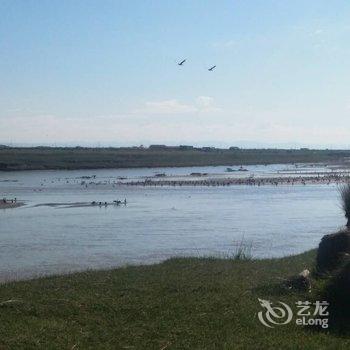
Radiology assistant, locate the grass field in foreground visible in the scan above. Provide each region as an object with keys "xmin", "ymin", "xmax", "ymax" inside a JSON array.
[{"xmin": 0, "ymin": 250, "xmax": 349, "ymax": 349}]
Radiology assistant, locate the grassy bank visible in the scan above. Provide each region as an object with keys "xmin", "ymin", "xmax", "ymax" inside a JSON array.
[
  {"xmin": 1, "ymin": 147, "xmax": 350, "ymax": 171},
  {"xmin": 0, "ymin": 250, "xmax": 348, "ymax": 349}
]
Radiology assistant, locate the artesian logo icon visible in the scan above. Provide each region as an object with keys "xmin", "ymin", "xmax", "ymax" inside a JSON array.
[{"xmin": 257, "ymin": 298, "xmax": 293, "ymax": 328}]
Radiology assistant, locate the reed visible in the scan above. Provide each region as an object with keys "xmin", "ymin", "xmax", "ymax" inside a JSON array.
[{"xmin": 339, "ymin": 183, "xmax": 350, "ymax": 226}]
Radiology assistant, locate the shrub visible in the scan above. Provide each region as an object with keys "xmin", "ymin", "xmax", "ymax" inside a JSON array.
[{"xmin": 339, "ymin": 183, "xmax": 350, "ymax": 227}]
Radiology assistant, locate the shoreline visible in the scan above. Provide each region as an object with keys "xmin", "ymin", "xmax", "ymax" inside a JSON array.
[
  {"xmin": 0, "ymin": 249, "xmax": 314, "ymax": 284},
  {"xmin": 0, "ymin": 247, "xmax": 319, "ymax": 284},
  {"xmin": 0, "ymin": 160, "xmax": 319, "ymax": 172}
]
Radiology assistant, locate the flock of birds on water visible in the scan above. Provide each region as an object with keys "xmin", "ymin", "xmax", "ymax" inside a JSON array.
[
  {"xmin": 9, "ymin": 167, "xmax": 350, "ymax": 210},
  {"xmin": 119, "ymin": 173, "xmax": 350, "ymax": 187},
  {"xmin": 91, "ymin": 199, "xmax": 127, "ymax": 207},
  {"xmin": 178, "ymin": 59, "xmax": 216, "ymax": 71},
  {"xmin": 29, "ymin": 167, "xmax": 350, "ymax": 192}
]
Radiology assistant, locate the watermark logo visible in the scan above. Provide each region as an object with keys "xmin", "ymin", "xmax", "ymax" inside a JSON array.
[
  {"xmin": 257, "ymin": 299, "xmax": 329, "ymax": 329},
  {"xmin": 258, "ymin": 298, "xmax": 293, "ymax": 328}
]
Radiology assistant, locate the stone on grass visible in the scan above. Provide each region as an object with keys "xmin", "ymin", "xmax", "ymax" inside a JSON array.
[{"xmin": 284, "ymin": 269, "xmax": 311, "ymax": 292}]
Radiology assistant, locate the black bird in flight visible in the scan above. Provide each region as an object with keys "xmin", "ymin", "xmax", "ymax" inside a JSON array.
[
  {"xmin": 178, "ymin": 59, "xmax": 186, "ymax": 66},
  {"xmin": 208, "ymin": 65, "xmax": 216, "ymax": 71}
]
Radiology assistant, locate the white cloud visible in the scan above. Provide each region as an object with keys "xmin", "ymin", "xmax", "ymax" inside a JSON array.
[
  {"xmin": 196, "ymin": 96, "xmax": 213, "ymax": 108},
  {"xmin": 134, "ymin": 99, "xmax": 197, "ymax": 115},
  {"xmin": 134, "ymin": 96, "xmax": 222, "ymax": 115},
  {"xmin": 310, "ymin": 29, "xmax": 324, "ymax": 37},
  {"xmin": 195, "ymin": 96, "xmax": 222, "ymax": 113}
]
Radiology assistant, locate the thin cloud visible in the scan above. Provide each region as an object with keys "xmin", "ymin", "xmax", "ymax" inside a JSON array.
[
  {"xmin": 195, "ymin": 96, "xmax": 222, "ymax": 113},
  {"xmin": 134, "ymin": 99, "xmax": 197, "ymax": 115},
  {"xmin": 134, "ymin": 97, "xmax": 222, "ymax": 115},
  {"xmin": 310, "ymin": 28, "xmax": 324, "ymax": 37},
  {"xmin": 212, "ymin": 40, "xmax": 236, "ymax": 49}
]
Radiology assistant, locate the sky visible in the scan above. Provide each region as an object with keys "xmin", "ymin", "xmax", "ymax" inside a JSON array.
[{"xmin": 1, "ymin": 0, "xmax": 350, "ymax": 148}]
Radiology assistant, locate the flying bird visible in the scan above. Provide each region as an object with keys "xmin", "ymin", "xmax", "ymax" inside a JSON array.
[
  {"xmin": 178, "ymin": 59, "xmax": 186, "ymax": 66},
  {"xmin": 208, "ymin": 65, "xmax": 216, "ymax": 71}
]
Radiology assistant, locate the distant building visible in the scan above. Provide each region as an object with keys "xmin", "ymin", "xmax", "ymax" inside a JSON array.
[
  {"xmin": 149, "ymin": 145, "xmax": 168, "ymax": 149},
  {"xmin": 149, "ymin": 145, "xmax": 194, "ymax": 150},
  {"xmin": 179, "ymin": 145, "xmax": 194, "ymax": 150},
  {"xmin": 201, "ymin": 147, "xmax": 216, "ymax": 152}
]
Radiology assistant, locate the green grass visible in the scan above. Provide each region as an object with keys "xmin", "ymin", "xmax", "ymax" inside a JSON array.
[
  {"xmin": 1, "ymin": 146, "xmax": 350, "ymax": 171},
  {"xmin": 0, "ymin": 250, "xmax": 348, "ymax": 349}
]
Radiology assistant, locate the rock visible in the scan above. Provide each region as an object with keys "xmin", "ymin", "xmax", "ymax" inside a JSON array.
[
  {"xmin": 284, "ymin": 269, "xmax": 311, "ymax": 291},
  {"xmin": 323, "ymin": 259, "xmax": 350, "ymax": 328},
  {"xmin": 334, "ymin": 260, "xmax": 350, "ymax": 293},
  {"xmin": 316, "ymin": 230, "xmax": 350, "ymax": 274}
]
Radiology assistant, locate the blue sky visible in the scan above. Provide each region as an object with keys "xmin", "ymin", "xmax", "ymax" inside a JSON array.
[{"xmin": 1, "ymin": 0, "xmax": 350, "ymax": 147}]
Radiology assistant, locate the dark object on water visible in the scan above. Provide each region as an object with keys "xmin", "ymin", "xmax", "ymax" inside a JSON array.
[
  {"xmin": 226, "ymin": 168, "xmax": 235, "ymax": 172},
  {"xmin": 178, "ymin": 59, "xmax": 186, "ymax": 66},
  {"xmin": 155, "ymin": 173, "xmax": 166, "ymax": 177},
  {"xmin": 208, "ymin": 65, "xmax": 216, "ymax": 71},
  {"xmin": 316, "ymin": 230, "xmax": 350, "ymax": 273}
]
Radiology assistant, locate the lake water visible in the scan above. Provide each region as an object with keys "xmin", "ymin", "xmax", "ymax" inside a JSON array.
[{"xmin": 0, "ymin": 164, "xmax": 345, "ymax": 281}]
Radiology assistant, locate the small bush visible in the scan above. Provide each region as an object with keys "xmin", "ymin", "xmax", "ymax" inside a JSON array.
[
  {"xmin": 339, "ymin": 183, "xmax": 350, "ymax": 226},
  {"xmin": 232, "ymin": 238, "xmax": 252, "ymax": 260}
]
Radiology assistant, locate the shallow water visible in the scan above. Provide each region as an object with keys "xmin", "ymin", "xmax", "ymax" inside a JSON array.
[{"xmin": 0, "ymin": 165, "xmax": 345, "ymax": 281}]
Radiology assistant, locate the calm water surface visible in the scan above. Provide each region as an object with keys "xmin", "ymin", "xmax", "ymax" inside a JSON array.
[{"xmin": 0, "ymin": 165, "xmax": 345, "ymax": 281}]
